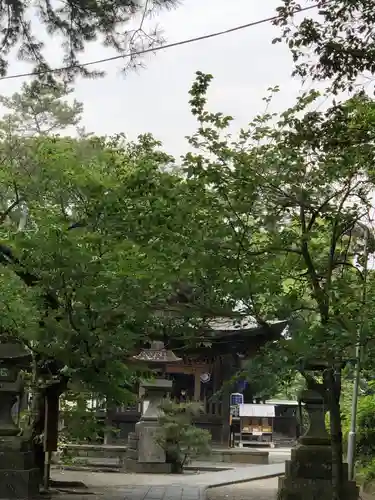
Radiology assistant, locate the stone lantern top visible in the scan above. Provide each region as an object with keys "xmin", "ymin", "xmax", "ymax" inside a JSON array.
[
  {"xmin": 302, "ymin": 359, "xmax": 330, "ymax": 371},
  {"xmin": 132, "ymin": 341, "xmax": 182, "ymax": 365},
  {"xmin": 0, "ymin": 341, "xmax": 31, "ymax": 366}
]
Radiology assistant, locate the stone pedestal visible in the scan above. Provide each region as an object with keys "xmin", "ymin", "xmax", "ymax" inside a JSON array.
[
  {"xmin": 0, "ymin": 437, "xmax": 39, "ymax": 499},
  {"xmin": 277, "ymin": 389, "xmax": 359, "ymax": 500},
  {"xmin": 125, "ymin": 379, "xmax": 173, "ymax": 473}
]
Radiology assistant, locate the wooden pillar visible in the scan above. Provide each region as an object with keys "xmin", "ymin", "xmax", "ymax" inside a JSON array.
[
  {"xmin": 221, "ymin": 358, "xmax": 230, "ymax": 446},
  {"xmin": 194, "ymin": 368, "xmax": 202, "ymax": 401},
  {"xmin": 43, "ymin": 389, "xmax": 60, "ymax": 489},
  {"xmin": 213, "ymin": 358, "xmax": 220, "ymax": 415},
  {"xmin": 220, "ymin": 353, "xmax": 237, "ymax": 447}
]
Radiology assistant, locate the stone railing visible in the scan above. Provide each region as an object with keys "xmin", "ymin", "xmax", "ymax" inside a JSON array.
[
  {"xmin": 54, "ymin": 443, "xmax": 129, "ymax": 468},
  {"xmin": 54, "ymin": 443, "xmax": 269, "ymax": 468}
]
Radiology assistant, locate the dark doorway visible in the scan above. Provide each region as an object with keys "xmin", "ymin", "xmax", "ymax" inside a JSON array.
[{"xmin": 169, "ymin": 373, "xmax": 195, "ymax": 402}]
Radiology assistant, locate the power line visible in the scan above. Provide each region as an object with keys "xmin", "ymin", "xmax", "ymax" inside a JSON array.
[{"xmin": 0, "ymin": 4, "xmax": 319, "ymax": 82}]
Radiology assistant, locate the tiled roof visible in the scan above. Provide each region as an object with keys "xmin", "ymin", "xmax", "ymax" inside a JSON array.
[{"xmin": 207, "ymin": 316, "xmax": 286, "ymax": 333}]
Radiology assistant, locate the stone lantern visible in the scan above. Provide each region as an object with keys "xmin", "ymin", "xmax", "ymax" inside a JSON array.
[
  {"xmin": 0, "ymin": 341, "xmax": 39, "ymax": 499},
  {"xmin": 125, "ymin": 341, "xmax": 182, "ymax": 473},
  {"xmin": 277, "ymin": 360, "xmax": 359, "ymax": 500}
]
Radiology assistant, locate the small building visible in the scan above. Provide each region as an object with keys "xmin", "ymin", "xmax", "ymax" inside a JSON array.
[{"xmin": 229, "ymin": 399, "xmax": 299, "ymax": 448}]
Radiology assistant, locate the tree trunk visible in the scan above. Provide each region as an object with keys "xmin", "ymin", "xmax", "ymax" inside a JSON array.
[
  {"xmin": 326, "ymin": 368, "xmax": 343, "ymax": 500},
  {"xmin": 28, "ymin": 387, "xmax": 46, "ymax": 485},
  {"xmin": 26, "ymin": 370, "xmax": 68, "ymax": 489}
]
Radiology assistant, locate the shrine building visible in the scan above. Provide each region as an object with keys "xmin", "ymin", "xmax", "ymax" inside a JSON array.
[{"xmin": 103, "ymin": 316, "xmax": 290, "ymax": 445}]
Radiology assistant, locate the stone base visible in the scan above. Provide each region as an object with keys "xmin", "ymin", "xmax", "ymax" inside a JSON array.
[
  {"xmin": 219, "ymin": 449, "xmax": 268, "ymax": 464},
  {"xmin": 136, "ymin": 420, "xmax": 166, "ymax": 463},
  {"xmin": 125, "ymin": 409, "xmax": 172, "ymax": 474},
  {"xmin": 277, "ymin": 444, "xmax": 359, "ymax": 500},
  {"xmin": 278, "ymin": 476, "xmax": 359, "ymax": 500},
  {"xmin": 0, "ymin": 469, "xmax": 40, "ymax": 499},
  {"xmin": 124, "ymin": 458, "xmax": 172, "ymax": 474}
]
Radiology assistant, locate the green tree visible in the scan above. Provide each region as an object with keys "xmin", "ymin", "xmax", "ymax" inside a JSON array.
[
  {"xmin": 274, "ymin": 1, "xmax": 375, "ymax": 93},
  {"xmin": 0, "ymin": 0, "xmax": 177, "ymax": 81},
  {"xmin": 183, "ymin": 71, "xmax": 375, "ymax": 500},
  {"xmin": 0, "ymin": 81, "xmax": 83, "ymax": 136},
  {"xmin": 0, "ymin": 81, "xmax": 83, "ymax": 233},
  {"xmin": 243, "ymin": 350, "xmax": 305, "ymax": 402},
  {"xmin": 0, "ymin": 82, "xmax": 229, "ymax": 485},
  {"xmin": 0, "ymin": 133, "xmax": 202, "ymax": 476}
]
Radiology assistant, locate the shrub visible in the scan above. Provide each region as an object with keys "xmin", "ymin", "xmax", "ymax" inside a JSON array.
[
  {"xmin": 356, "ymin": 458, "xmax": 375, "ymax": 488},
  {"xmin": 59, "ymin": 406, "xmax": 105, "ymax": 444},
  {"xmin": 355, "ymin": 395, "xmax": 375, "ymax": 464},
  {"xmin": 156, "ymin": 400, "xmax": 211, "ymax": 473}
]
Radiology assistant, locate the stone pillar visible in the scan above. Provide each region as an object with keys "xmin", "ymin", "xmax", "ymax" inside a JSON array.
[
  {"xmin": 277, "ymin": 389, "xmax": 359, "ymax": 500},
  {"xmin": 125, "ymin": 379, "xmax": 173, "ymax": 473}
]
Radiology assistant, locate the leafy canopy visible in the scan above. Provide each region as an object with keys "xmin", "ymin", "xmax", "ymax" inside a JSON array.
[
  {"xmin": 0, "ymin": 82, "xmax": 229, "ymax": 404},
  {"xmin": 275, "ymin": 0, "xmax": 375, "ymax": 92},
  {"xmin": 184, "ymin": 71, "xmax": 375, "ymax": 376}
]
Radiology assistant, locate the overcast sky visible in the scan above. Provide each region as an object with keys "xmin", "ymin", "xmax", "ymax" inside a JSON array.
[{"xmin": 0, "ymin": 0, "xmax": 321, "ymax": 157}]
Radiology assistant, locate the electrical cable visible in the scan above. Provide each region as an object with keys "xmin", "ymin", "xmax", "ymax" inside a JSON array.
[{"xmin": 0, "ymin": 3, "xmax": 319, "ymax": 82}]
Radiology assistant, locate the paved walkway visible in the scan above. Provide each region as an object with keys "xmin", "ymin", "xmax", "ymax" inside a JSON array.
[
  {"xmin": 122, "ymin": 485, "xmax": 203, "ymax": 500},
  {"xmin": 52, "ymin": 463, "xmax": 285, "ymax": 500},
  {"xmin": 52, "ymin": 466, "xmax": 375, "ymax": 500}
]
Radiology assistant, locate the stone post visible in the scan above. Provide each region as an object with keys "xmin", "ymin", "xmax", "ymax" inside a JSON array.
[
  {"xmin": 277, "ymin": 388, "xmax": 359, "ymax": 500},
  {"xmin": 134, "ymin": 379, "xmax": 173, "ymax": 473}
]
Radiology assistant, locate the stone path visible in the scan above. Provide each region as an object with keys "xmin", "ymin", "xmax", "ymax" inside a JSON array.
[
  {"xmin": 122, "ymin": 485, "xmax": 203, "ymax": 500},
  {"xmin": 52, "ymin": 463, "xmax": 285, "ymax": 500},
  {"xmin": 51, "ymin": 466, "xmax": 375, "ymax": 500}
]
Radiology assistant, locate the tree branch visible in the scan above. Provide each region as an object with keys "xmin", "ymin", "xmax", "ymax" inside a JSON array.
[
  {"xmin": 325, "ymin": 181, "xmax": 354, "ymax": 297},
  {"xmin": 332, "ymin": 261, "xmax": 364, "ymax": 280},
  {"xmin": 0, "ymin": 198, "xmax": 24, "ymax": 224},
  {"xmin": 300, "ymin": 369, "xmax": 327, "ymax": 401},
  {"xmin": 246, "ymin": 246, "xmax": 302, "ymax": 257},
  {"xmin": 299, "ymin": 205, "xmax": 328, "ymax": 321}
]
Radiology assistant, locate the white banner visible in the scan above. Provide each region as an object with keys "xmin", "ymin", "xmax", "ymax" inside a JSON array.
[{"xmin": 239, "ymin": 404, "xmax": 275, "ymax": 417}]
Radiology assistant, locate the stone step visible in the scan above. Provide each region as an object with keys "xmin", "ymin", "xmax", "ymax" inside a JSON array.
[{"xmin": 126, "ymin": 448, "xmax": 138, "ymax": 460}]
